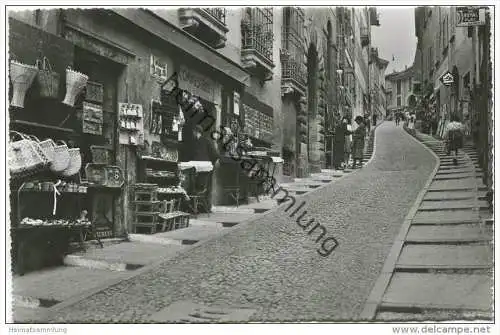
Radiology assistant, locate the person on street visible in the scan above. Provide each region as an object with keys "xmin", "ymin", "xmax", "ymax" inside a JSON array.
[
  {"xmin": 443, "ymin": 115, "xmax": 464, "ymax": 165},
  {"xmin": 351, "ymin": 116, "xmax": 366, "ymax": 169},
  {"xmin": 395, "ymin": 112, "xmax": 400, "ymax": 126},
  {"xmin": 344, "ymin": 118, "xmax": 353, "ymax": 169},
  {"xmin": 372, "ymin": 113, "xmax": 377, "ymax": 127},
  {"xmin": 192, "ymin": 124, "xmax": 220, "ymax": 165},
  {"xmin": 190, "ymin": 124, "xmax": 220, "ymax": 211},
  {"xmin": 408, "ymin": 114, "xmax": 416, "ymax": 136},
  {"xmin": 333, "ymin": 116, "xmax": 352, "ymax": 170},
  {"xmin": 365, "ymin": 116, "xmax": 371, "ymax": 136}
]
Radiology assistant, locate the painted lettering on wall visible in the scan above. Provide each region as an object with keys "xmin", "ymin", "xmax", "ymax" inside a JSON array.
[{"xmin": 178, "ymin": 65, "xmax": 220, "ymax": 103}]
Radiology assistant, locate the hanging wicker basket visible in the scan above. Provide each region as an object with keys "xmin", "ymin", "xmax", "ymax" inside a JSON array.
[
  {"xmin": 50, "ymin": 140, "xmax": 70, "ymax": 173},
  {"xmin": 10, "ymin": 60, "xmax": 38, "ymax": 108},
  {"xmin": 36, "ymin": 56, "xmax": 60, "ymax": 99},
  {"xmin": 8, "ymin": 131, "xmax": 45, "ymax": 177},
  {"xmin": 62, "ymin": 68, "xmax": 89, "ymax": 106},
  {"xmin": 27, "ymin": 135, "xmax": 55, "ymax": 167},
  {"xmin": 61, "ymin": 147, "xmax": 82, "ymax": 177}
]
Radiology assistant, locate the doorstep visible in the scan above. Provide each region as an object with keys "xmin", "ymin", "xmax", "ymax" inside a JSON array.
[{"xmin": 64, "ymin": 241, "xmax": 185, "ymax": 271}]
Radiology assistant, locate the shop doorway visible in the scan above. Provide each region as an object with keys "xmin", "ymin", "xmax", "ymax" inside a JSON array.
[{"xmin": 73, "ymin": 47, "xmax": 125, "ymax": 238}]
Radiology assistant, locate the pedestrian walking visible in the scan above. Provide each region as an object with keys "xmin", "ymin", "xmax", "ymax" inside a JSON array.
[
  {"xmin": 372, "ymin": 113, "xmax": 377, "ymax": 127},
  {"xmin": 395, "ymin": 113, "xmax": 400, "ymax": 126},
  {"xmin": 351, "ymin": 116, "xmax": 366, "ymax": 169},
  {"xmin": 443, "ymin": 115, "xmax": 464, "ymax": 165},
  {"xmin": 408, "ymin": 115, "xmax": 416, "ymax": 136},
  {"xmin": 344, "ymin": 118, "xmax": 353, "ymax": 168},
  {"xmin": 333, "ymin": 116, "xmax": 352, "ymax": 170},
  {"xmin": 365, "ymin": 116, "xmax": 371, "ymax": 136}
]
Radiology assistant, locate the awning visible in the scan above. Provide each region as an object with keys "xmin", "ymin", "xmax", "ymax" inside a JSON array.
[{"xmin": 112, "ymin": 9, "xmax": 250, "ymax": 87}]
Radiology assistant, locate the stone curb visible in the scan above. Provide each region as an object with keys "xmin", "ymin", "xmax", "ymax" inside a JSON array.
[
  {"xmin": 359, "ymin": 128, "xmax": 441, "ymax": 320},
  {"xmin": 44, "ymin": 122, "xmax": 382, "ymax": 320}
]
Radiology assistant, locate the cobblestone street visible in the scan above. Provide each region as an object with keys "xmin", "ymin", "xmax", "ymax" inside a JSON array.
[{"xmin": 48, "ymin": 122, "xmax": 437, "ymax": 322}]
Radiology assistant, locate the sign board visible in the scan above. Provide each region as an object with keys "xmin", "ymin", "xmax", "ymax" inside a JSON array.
[
  {"xmin": 456, "ymin": 7, "xmax": 486, "ymax": 27},
  {"xmin": 178, "ymin": 65, "xmax": 221, "ymax": 104},
  {"xmin": 440, "ymin": 71, "xmax": 454, "ymax": 86},
  {"xmin": 150, "ymin": 55, "xmax": 168, "ymax": 81},
  {"xmin": 82, "ymin": 102, "xmax": 104, "ymax": 135}
]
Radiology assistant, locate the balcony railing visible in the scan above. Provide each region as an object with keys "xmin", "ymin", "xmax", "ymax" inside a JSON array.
[
  {"xmin": 202, "ymin": 8, "xmax": 226, "ymax": 24},
  {"xmin": 178, "ymin": 7, "xmax": 228, "ymax": 48},
  {"xmin": 242, "ymin": 24, "xmax": 273, "ymax": 63},
  {"xmin": 282, "ymin": 59, "xmax": 306, "ymax": 87},
  {"xmin": 241, "ymin": 8, "xmax": 274, "ymax": 63}
]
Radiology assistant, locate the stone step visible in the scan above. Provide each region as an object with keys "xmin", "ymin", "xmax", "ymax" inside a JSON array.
[
  {"xmin": 406, "ymin": 224, "xmax": 492, "ymax": 243},
  {"xmin": 143, "ymin": 224, "xmax": 228, "ymax": 244},
  {"xmin": 429, "ymin": 179, "xmax": 486, "ymax": 191},
  {"xmin": 439, "ymin": 164, "xmax": 481, "ymax": 171},
  {"xmin": 434, "ymin": 173, "xmax": 482, "ymax": 180},
  {"xmin": 423, "ymin": 191, "xmax": 485, "ymax": 202},
  {"xmin": 64, "ymin": 241, "xmax": 184, "ymax": 270},
  {"xmin": 396, "ymin": 244, "xmax": 493, "ymax": 269},
  {"xmin": 436, "ymin": 168, "xmax": 483, "ymax": 175},
  {"xmin": 419, "ymin": 199, "xmax": 490, "ymax": 211},
  {"xmin": 13, "ymin": 266, "xmax": 127, "ymax": 305},
  {"xmin": 412, "ymin": 210, "xmax": 480, "ymax": 225},
  {"xmin": 211, "ymin": 206, "xmax": 256, "ymax": 214},
  {"xmin": 375, "ymin": 310, "xmax": 492, "ymax": 321},
  {"xmin": 381, "ymin": 273, "xmax": 492, "ymax": 311},
  {"xmin": 195, "ymin": 212, "xmax": 256, "ymax": 226},
  {"xmin": 12, "ymin": 305, "xmax": 48, "ymax": 323}
]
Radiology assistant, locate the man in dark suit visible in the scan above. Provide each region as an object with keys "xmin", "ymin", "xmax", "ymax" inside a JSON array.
[{"xmin": 189, "ymin": 125, "xmax": 219, "ymax": 212}]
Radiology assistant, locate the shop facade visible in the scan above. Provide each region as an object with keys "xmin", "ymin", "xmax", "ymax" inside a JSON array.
[{"xmin": 8, "ymin": 9, "xmax": 251, "ymax": 273}]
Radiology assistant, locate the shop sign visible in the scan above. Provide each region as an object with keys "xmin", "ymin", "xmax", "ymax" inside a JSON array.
[
  {"xmin": 178, "ymin": 65, "xmax": 220, "ymax": 103},
  {"xmin": 456, "ymin": 7, "xmax": 486, "ymax": 27},
  {"xmin": 440, "ymin": 71, "xmax": 454, "ymax": 86},
  {"xmin": 150, "ymin": 55, "xmax": 168, "ymax": 81}
]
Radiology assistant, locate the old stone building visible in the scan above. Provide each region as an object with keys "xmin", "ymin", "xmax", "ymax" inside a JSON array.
[
  {"xmin": 413, "ymin": 5, "xmax": 492, "ymax": 192},
  {"xmin": 385, "ymin": 65, "xmax": 416, "ymax": 118},
  {"xmin": 8, "ymin": 7, "xmax": 385, "ymax": 232}
]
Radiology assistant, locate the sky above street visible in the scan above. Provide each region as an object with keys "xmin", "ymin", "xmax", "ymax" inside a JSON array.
[{"xmin": 371, "ymin": 6, "xmax": 417, "ymax": 75}]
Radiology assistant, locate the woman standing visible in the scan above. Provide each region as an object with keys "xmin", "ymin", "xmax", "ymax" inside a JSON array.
[
  {"xmin": 333, "ymin": 116, "xmax": 351, "ymax": 170},
  {"xmin": 443, "ymin": 115, "xmax": 464, "ymax": 165},
  {"xmin": 351, "ymin": 116, "xmax": 366, "ymax": 169}
]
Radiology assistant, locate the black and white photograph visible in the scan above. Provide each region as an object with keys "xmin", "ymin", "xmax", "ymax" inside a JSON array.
[{"xmin": 2, "ymin": 2, "xmax": 497, "ymax": 333}]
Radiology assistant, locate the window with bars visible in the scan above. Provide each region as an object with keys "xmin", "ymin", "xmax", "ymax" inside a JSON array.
[
  {"xmin": 241, "ymin": 7, "xmax": 274, "ymax": 63},
  {"xmin": 281, "ymin": 7, "xmax": 305, "ymax": 84}
]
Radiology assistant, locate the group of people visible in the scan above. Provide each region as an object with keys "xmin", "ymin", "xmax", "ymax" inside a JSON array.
[{"xmin": 332, "ymin": 115, "xmax": 369, "ymax": 170}]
